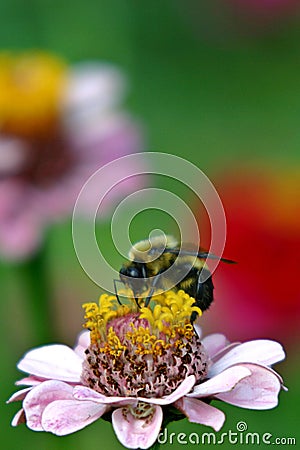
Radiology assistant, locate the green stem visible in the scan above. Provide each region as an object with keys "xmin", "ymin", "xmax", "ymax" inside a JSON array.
[{"xmin": 16, "ymin": 244, "xmax": 54, "ymax": 345}]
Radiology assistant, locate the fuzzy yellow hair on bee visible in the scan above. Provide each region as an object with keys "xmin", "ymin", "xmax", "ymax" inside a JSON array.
[
  {"xmin": 128, "ymin": 235, "xmax": 178, "ymax": 262},
  {"xmin": 117, "ymin": 235, "xmax": 235, "ymax": 320}
]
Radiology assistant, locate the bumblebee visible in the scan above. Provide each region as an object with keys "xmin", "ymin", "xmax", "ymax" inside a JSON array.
[{"xmin": 118, "ymin": 235, "xmax": 235, "ymax": 318}]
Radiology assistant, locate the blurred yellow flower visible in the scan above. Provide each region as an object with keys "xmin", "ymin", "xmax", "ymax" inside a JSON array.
[{"xmin": 0, "ymin": 52, "xmax": 66, "ymax": 137}]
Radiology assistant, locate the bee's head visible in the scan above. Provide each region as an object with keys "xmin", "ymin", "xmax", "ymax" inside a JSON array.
[{"xmin": 119, "ymin": 263, "xmax": 148, "ymax": 296}]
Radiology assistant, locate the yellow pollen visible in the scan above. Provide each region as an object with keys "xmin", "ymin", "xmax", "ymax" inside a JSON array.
[
  {"xmin": 140, "ymin": 289, "xmax": 201, "ymax": 330},
  {"xmin": 82, "ymin": 289, "xmax": 202, "ymax": 350},
  {"xmin": 100, "ymin": 327, "xmax": 126, "ymax": 357}
]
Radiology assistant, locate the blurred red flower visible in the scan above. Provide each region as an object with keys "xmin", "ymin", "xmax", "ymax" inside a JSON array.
[{"xmin": 197, "ymin": 166, "xmax": 300, "ymax": 348}]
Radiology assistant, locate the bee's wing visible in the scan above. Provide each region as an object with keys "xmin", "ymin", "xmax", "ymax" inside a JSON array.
[{"xmin": 163, "ymin": 246, "xmax": 236, "ymax": 264}]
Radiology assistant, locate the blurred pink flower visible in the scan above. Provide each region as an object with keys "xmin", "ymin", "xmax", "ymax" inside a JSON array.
[
  {"xmin": 0, "ymin": 53, "xmax": 143, "ymax": 261},
  {"xmin": 8, "ymin": 290, "xmax": 285, "ymax": 449},
  {"xmin": 181, "ymin": 0, "xmax": 300, "ymax": 43},
  {"xmin": 229, "ymin": 0, "xmax": 299, "ymax": 16},
  {"xmin": 227, "ymin": 0, "xmax": 300, "ymax": 29}
]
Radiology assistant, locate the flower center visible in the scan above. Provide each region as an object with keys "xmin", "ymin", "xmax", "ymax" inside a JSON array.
[
  {"xmin": 127, "ymin": 402, "xmax": 155, "ymax": 420},
  {"xmin": 19, "ymin": 131, "xmax": 75, "ymax": 188},
  {"xmin": 81, "ymin": 290, "xmax": 209, "ymax": 398}
]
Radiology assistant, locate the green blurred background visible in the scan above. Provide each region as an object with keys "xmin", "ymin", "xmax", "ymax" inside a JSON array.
[{"xmin": 1, "ymin": 1, "xmax": 299, "ymax": 449}]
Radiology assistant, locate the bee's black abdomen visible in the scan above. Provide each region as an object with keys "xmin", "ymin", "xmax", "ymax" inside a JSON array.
[
  {"xmin": 178, "ymin": 267, "xmax": 214, "ymax": 321},
  {"xmin": 197, "ymin": 275, "xmax": 214, "ymax": 311}
]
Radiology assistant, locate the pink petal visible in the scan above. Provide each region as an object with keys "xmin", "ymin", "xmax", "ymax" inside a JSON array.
[
  {"xmin": 72, "ymin": 156, "xmax": 147, "ymax": 218},
  {"xmin": 16, "ymin": 376, "xmax": 44, "ymax": 386},
  {"xmin": 73, "ymin": 331, "xmax": 90, "ymax": 358},
  {"xmin": 74, "ymin": 376, "xmax": 196, "ymax": 407},
  {"xmin": 215, "ymin": 363, "xmax": 282, "ymax": 409},
  {"xmin": 73, "ymin": 385, "xmax": 137, "ymax": 406},
  {"xmin": 7, "ymin": 387, "xmax": 32, "ymax": 403},
  {"xmin": 140, "ymin": 375, "xmax": 196, "ymax": 405},
  {"xmin": 209, "ymin": 340, "xmax": 285, "ymax": 377},
  {"xmin": 0, "ymin": 181, "xmax": 43, "ymax": 261},
  {"xmin": 61, "ymin": 63, "xmax": 125, "ymax": 124},
  {"xmin": 0, "ymin": 203, "xmax": 42, "ymax": 261},
  {"xmin": 257, "ymin": 364, "xmax": 284, "ymax": 386},
  {"xmin": 23, "ymin": 380, "xmax": 74, "ymax": 431},
  {"xmin": 42, "ymin": 400, "xmax": 107, "ymax": 436},
  {"xmin": 175, "ymin": 397, "xmax": 225, "ymax": 431},
  {"xmin": 187, "ymin": 365, "xmax": 251, "ymax": 398},
  {"xmin": 0, "ymin": 137, "xmax": 27, "ymax": 174},
  {"xmin": 211, "ymin": 342, "xmax": 241, "ymax": 363},
  {"xmin": 112, "ymin": 405, "xmax": 163, "ymax": 449},
  {"xmin": 18, "ymin": 344, "xmax": 83, "ymax": 382},
  {"xmin": 11, "ymin": 409, "xmax": 26, "ymax": 426},
  {"xmin": 201, "ymin": 333, "xmax": 229, "ymax": 358}
]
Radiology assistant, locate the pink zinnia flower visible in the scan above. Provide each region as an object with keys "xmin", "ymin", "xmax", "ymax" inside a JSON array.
[
  {"xmin": 8, "ymin": 290, "xmax": 286, "ymax": 449},
  {"xmin": 0, "ymin": 52, "xmax": 143, "ymax": 261}
]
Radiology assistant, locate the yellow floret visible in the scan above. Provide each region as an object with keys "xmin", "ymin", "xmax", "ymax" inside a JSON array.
[{"xmin": 83, "ymin": 288, "xmax": 202, "ymax": 346}]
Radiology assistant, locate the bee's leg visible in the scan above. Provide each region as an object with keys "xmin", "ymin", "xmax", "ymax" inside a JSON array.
[
  {"xmin": 113, "ymin": 279, "xmax": 123, "ymax": 305},
  {"xmin": 141, "ymin": 263, "xmax": 147, "ymax": 278},
  {"xmin": 131, "ymin": 263, "xmax": 147, "ymax": 308},
  {"xmin": 193, "ymin": 323, "xmax": 201, "ymax": 338},
  {"xmin": 135, "ymin": 296, "xmax": 141, "ymax": 308},
  {"xmin": 114, "ymin": 280, "xmax": 142, "ymax": 308},
  {"xmin": 144, "ymin": 271, "xmax": 164, "ymax": 307},
  {"xmin": 144, "ymin": 285, "xmax": 156, "ymax": 307}
]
